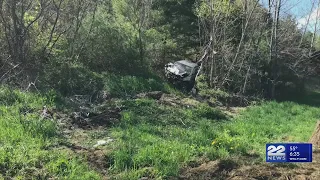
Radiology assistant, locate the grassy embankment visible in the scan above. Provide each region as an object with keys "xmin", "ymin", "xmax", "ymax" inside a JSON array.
[
  {"xmin": 0, "ymin": 74, "xmax": 319, "ymax": 179},
  {"xmin": 108, "ymin": 97, "xmax": 320, "ymax": 178}
]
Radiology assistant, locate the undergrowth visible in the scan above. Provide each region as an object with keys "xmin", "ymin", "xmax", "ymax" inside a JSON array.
[
  {"xmin": 0, "ymin": 86, "xmax": 101, "ymax": 179},
  {"xmin": 41, "ymin": 63, "xmax": 178, "ymax": 98},
  {"xmin": 102, "ymin": 73, "xmax": 176, "ymax": 97}
]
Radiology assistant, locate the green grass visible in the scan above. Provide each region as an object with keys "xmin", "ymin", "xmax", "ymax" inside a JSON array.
[
  {"xmin": 41, "ymin": 63, "xmax": 180, "ymax": 98},
  {"xmin": 1, "ymin": 84, "xmax": 319, "ymax": 179},
  {"xmin": 102, "ymin": 73, "xmax": 181, "ymax": 97},
  {"xmin": 0, "ymin": 86, "xmax": 101, "ymax": 179},
  {"xmin": 108, "ymin": 98, "xmax": 320, "ymax": 179}
]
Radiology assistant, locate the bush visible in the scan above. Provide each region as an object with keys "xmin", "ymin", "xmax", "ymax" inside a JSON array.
[
  {"xmin": 103, "ymin": 73, "xmax": 168, "ymax": 97},
  {"xmin": 196, "ymin": 75, "xmax": 230, "ymax": 100},
  {"xmin": 0, "ymin": 86, "xmax": 21, "ymax": 106},
  {"xmin": 276, "ymin": 79, "xmax": 306, "ymax": 100},
  {"xmin": 41, "ymin": 62, "xmax": 104, "ymax": 96}
]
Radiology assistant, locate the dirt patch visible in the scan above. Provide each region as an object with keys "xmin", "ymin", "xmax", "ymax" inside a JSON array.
[
  {"xmin": 158, "ymin": 94, "xmax": 181, "ymax": 106},
  {"xmin": 80, "ymin": 149, "xmax": 110, "ymax": 177},
  {"xmin": 55, "ymin": 141, "xmax": 110, "ymax": 179},
  {"xmin": 180, "ymin": 152, "xmax": 320, "ymax": 180},
  {"xmin": 52, "ymin": 104, "xmax": 119, "ymax": 179},
  {"xmin": 309, "ymin": 121, "xmax": 320, "ymax": 150},
  {"xmin": 136, "ymin": 91, "xmax": 164, "ymax": 100},
  {"xmin": 70, "ymin": 107, "xmax": 121, "ymax": 130},
  {"xmin": 217, "ymin": 107, "xmax": 246, "ymax": 118},
  {"xmin": 158, "ymin": 93, "xmax": 202, "ymax": 108},
  {"xmin": 180, "ymin": 159, "xmax": 240, "ymax": 180}
]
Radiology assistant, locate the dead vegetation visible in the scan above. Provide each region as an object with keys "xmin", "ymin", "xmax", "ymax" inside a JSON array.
[
  {"xmin": 180, "ymin": 151, "xmax": 320, "ymax": 180},
  {"xmin": 70, "ymin": 107, "xmax": 121, "ymax": 130},
  {"xmin": 309, "ymin": 121, "xmax": 320, "ymax": 150}
]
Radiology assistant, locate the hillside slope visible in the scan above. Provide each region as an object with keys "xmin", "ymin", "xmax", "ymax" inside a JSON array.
[{"xmin": 1, "ymin": 86, "xmax": 320, "ymax": 179}]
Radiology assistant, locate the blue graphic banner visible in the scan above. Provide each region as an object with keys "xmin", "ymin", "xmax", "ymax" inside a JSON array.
[{"xmin": 266, "ymin": 143, "xmax": 312, "ymax": 163}]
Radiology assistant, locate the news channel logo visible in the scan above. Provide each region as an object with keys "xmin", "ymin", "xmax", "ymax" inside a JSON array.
[{"xmin": 266, "ymin": 143, "xmax": 312, "ymax": 163}]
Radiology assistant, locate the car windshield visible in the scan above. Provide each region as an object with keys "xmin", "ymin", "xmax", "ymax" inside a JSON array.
[{"xmin": 174, "ymin": 62, "xmax": 193, "ymax": 74}]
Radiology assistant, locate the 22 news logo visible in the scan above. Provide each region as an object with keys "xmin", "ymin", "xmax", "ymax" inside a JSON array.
[{"xmin": 267, "ymin": 145, "xmax": 286, "ymax": 161}]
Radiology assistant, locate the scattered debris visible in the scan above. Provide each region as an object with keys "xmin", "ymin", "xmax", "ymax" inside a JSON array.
[
  {"xmin": 40, "ymin": 106, "xmax": 63, "ymax": 119},
  {"xmin": 94, "ymin": 91, "xmax": 112, "ymax": 103},
  {"xmin": 93, "ymin": 138, "xmax": 114, "ymax": 148},
  {"xmin": 158, "ymin": 93, "xmax": 201, "ymax": 108},
  {"xmin": 217, "ymin": 107, "xmax": 246, "ymax": 118},
  {"xmin": 159, "ymin": 93, "xmax": 181, "ymax": 106},
  {"xmin": 70, "ymin": 107, "xmax": 121, "ymax": 129},
  {"xmin": 58, "ymin": 142, "xmax": 90, "ymax": 152},
  {"xmin": 139, "ymin": 177, "xmax": 149, "ymax": 180},
  {"xmin": 136, "ymin": 91, "xmax": 164, "ymax": 100},
  {"xmin": 100, "ymin": 91, "xmax": 111, "ymax": 101}
]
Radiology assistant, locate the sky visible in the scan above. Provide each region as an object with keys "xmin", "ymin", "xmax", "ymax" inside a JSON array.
[{"xmin": 260, "ymin": 0, "xmax": 319, "ymax": 30}]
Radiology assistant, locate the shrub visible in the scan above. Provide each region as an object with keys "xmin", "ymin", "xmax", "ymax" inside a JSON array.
[
  {"xmin": 0, "ymin": 86, "xmax": 21, "ymax": 106},
  {"xmin": 41, "ymin": 62, "xmax": 104, "ymax": 96},
  {"xmin": 103, "ymin": 73, "xmax": 168, "ymax": 97}
]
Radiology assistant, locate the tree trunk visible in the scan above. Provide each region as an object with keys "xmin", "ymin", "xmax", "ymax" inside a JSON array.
[
  {"xmin": 268, "ymin": 0, "xmax": 281, "ymax": 99},
  {"xmin": 222, "ymin": 0, "xmax": 258, "ymax": 86},
  {"xmin": 209, "ymin": 0, "xmax": 215, "ymax": 88},
  {"xmin": 299, "ymin": 0, "xmax": 316, "ymax": 47},
  {"xmin": 310, "ymin": 0, "xmax": 320, "ymax": 52},
  {"xmin": 271, "ymin": 0, "xmax": 281, "ymax": 99}
]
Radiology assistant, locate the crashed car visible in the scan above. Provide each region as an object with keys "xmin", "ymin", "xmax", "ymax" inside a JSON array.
[{"xmin": 165, "ymin": 60, "xmax": 199, "ymax": 90}]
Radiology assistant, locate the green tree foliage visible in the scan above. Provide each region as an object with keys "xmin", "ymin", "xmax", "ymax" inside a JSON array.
[
  {"xmin": 0, "ymin": 0, "xmax": 318, "ymax": 98},
  {"xmin": 153, "ymin": 0, "xmax": 199, "ymax": 58}
]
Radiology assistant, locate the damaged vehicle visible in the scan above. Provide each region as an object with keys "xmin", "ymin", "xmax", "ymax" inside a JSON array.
[{"xmin": 165, "ymin": 60, "xmax": 199, "ymax": 90}]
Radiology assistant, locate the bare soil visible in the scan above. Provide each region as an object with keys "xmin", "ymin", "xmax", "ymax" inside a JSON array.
[
  {"xmin": 56, "ymin": 142, "xmax": 111, "ymax": 179},
  {"xmin": 309, "ymin": 121, "xmax": 320, "ymax": 149},
  {"xmin": 69, "ymin": 107, "xmax": 121, "ymax": 130},
  {"xmin": 180, "ymin": 151, "xmax": 320, "ymax": 180}
]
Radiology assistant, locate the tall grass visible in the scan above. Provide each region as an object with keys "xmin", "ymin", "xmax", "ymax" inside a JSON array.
[
  {"xmin": 1, "ymin": 84, "xmax": 319, "ymax": 179},
  {"xmin": 108, "ymin": 98, "xmax": 320, "ymax": 179},
  {"xmin": 102, "ymin": 73, "xmax": 181, "ymax": 97},
  {"xmin": 0, "ymin": 86, "xmax": 100, "ymax": 179}
]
